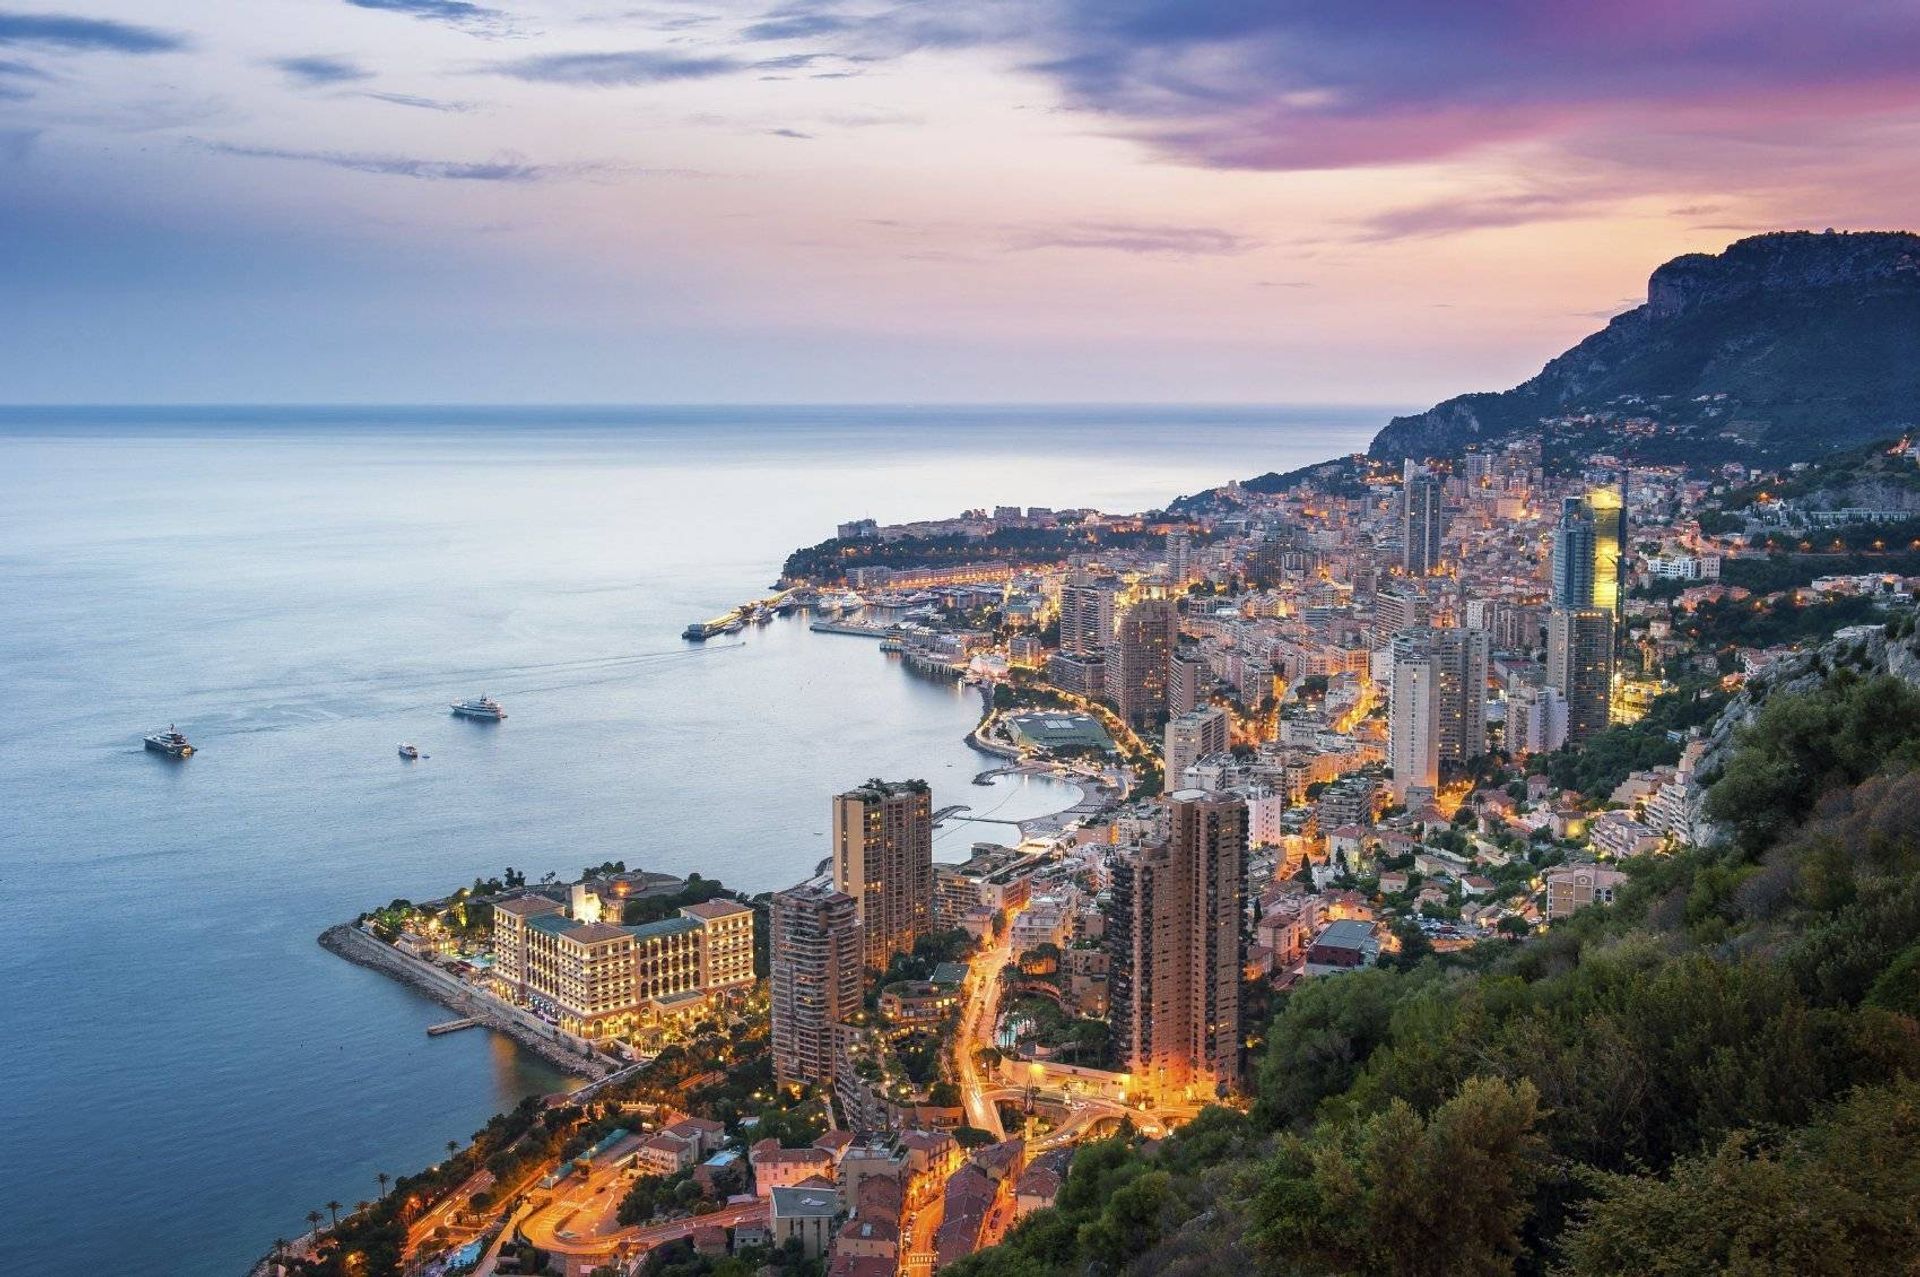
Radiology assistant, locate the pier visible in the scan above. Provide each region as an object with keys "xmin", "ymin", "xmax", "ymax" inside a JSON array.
[
  {"xmin": 932, "ymin": 802, "xmax": 1023, "ymax": 828},
  {"xmin": 683, "ymin": 588, "xmax": 795, "ymax": 640},
  {"xmin": 426, "ymin": 1017, "xmax": 482, "ymax": 1036}
]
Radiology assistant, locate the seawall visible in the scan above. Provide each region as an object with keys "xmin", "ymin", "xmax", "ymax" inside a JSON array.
[{"xmin": 317, "ymin": 924, "xmax": 617, "ymax": 1081}]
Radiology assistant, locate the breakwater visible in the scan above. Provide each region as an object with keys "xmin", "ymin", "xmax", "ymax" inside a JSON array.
[{"xmin": 317, "ymin": 925, "xmax": 616, "ymax": 1081}]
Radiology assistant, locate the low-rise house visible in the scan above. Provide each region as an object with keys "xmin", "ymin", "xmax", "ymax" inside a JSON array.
[
  {"xmin": 634, "ymin": 1131, "xmax": 699, "ymax": 1177},
  {"xmin": 935, "ymin": 1164, "xmax": 995, "ymax": 1267},
  {"xmin": 831, "ymin": 1216, "xmax": 900, "ymax": 1263},
  {"xmin": 1305, "ymin": 920, "xmax": 1380, "ymax": 974},
  {"xmin": 827, "ymin": 1257, "xmax": 897, "ymax": 1277},
  {"xmin": 1544, "ymin": 864, "xmax": 1629, "ymax": 920},
  {"xmin": 1013, "ymin": 1149, "xmax": 1071, "ymax": 1218},
  {"xmin": 665, "ymin": 1116, "xmax": 725, "ymax": 1158},
  {"xmin": 751, "ymin": 1142, "xmax": 838, "ymax": 1197}
]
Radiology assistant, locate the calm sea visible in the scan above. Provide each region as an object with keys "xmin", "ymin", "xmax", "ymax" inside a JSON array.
[{"xmin": 0, "ymin": 405, "xmax": 1385, "ymax": 1274}]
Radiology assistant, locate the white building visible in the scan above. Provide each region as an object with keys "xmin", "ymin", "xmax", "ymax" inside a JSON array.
[
  {"xmin": 1507, "ymin": 684, "xmax": 1569, "ymax": 758},
  {"xmin": 1389, "ymin": 652, "xmax": 1439, "ymax": 802},
  {"xmin": 1164, "ymin": 707, "xmax": 1229, "ymax": 788}
]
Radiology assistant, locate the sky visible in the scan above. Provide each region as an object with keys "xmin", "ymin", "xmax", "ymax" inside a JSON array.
[{"xmin": 2, "ymin": 0, "xmax": 1918, "ymax": 404}]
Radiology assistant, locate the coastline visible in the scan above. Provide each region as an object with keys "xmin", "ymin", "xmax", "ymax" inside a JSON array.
[{"xmin": 318, "ymin": 924, "xmax": 616, "ymax": 1082}]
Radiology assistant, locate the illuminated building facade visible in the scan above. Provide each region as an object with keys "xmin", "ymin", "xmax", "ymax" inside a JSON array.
[
  {"xmin": 1547, "ymin": 607, "xmax": 1616, "ymax": 742},
  {"xmin": 1552, "ymin": 483, "xmax": 1628, "ymax": 618},
  {"xmin": 491, "ymin": 894, "xmax": 756, "ymax": 1039},
  {"xmin": 1108, "ymin": 791, "xmax": 1246, "ymax": 1103},
  {"xmin": 1057, "ymin": 580, "xmax": 1115, "ymax": 656},
  {"xmin": 770, "ymin": 881, "xmax": 864, "ymax": 1087},
  {"xmin": 1114, "ymin": 597, "xmax": 1177, "ymax": 728},
  {"xmin": 1401, "ymin": 464, "xmax": 1444, "ymax": 576},
  {"xmin": 833, "ymin": 779, "xmax": 934, "ymax": 971}
]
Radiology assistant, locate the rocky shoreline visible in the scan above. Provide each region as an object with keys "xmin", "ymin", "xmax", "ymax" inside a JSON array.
[{"xmin": 318, "ymin": 923, "xmax": 615, "ymax": 1081}]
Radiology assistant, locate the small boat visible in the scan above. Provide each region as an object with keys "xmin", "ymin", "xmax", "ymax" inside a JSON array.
[
  {"xmin": 723, "ymin": 618, "xmax": 745, "ymax": 634},
  {"xmin": 450, "ymin": 696, "xmax": 506, "ymax": 720},
  {"xmin": 398, "ymin": 743, "xmax": 421, "ymax": 760},
  {"xmin": 144, "ymin": 726, "xmax": 194, "ymax": 757}
]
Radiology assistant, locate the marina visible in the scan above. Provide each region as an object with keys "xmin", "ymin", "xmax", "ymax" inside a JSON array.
[{"xmin": 681, "ymin": 589, "xmax": 796, "ymax": 640}]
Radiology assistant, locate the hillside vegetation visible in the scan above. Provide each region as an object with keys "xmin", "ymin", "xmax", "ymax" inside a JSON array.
[{"xmin": 952, "ymin": 660, "xmax": 1920, "ymax": 1277}]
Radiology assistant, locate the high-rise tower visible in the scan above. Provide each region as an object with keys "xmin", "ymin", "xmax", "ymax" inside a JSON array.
[
  {"xmin": 770, "ymin": 882, "xmax": 863, "ymax": 1088},
  {"xmin": 1547, "ymin": 608, "xmax": 1615, "ymax": 742},
  {"xmin": 1114, "ymin": 598, "xmax": 1177, "ymax": 728},
  {"xmin": 832, "ymin": 779, "xmax": 934, "ymax": 971},
  {"xmin": 1058, "ymin": 579, "xmax": 1116, "ymax": 656},
  {"xmin": 1108, "ymin": 791, "xmax": 1246, "ymax": 1103},
  {"xmin": 1401, "ymin": 464, "xmax": 1444, "ymax": 577}
]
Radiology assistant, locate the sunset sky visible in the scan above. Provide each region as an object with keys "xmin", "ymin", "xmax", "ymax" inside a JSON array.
[{"xmin": 4, "ymin": 0, "xmax": 1918, "ymax": 403}]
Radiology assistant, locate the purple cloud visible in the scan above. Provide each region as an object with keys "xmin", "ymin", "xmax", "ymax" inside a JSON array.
[
  {"xmin": 343, "ymin": 0, "xmax": 501, "ymax": 27},
  {"xmin": 1016, "ymin": 0, "xmax": 1920, "ymax": 172}
]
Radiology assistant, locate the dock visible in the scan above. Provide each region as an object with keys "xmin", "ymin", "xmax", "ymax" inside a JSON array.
[
  {"xmin": 684, "ymin": 589, "xmax": 796, "ymax": 640},
  {"xmin": 426, "ymin": 1017, "xmax": 483, "ymax": 1036}
]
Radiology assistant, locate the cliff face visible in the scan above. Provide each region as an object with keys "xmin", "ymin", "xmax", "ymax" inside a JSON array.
[{"xmin": 1370, "ymin": 230, "xmax": 1920, "ymax": 464}]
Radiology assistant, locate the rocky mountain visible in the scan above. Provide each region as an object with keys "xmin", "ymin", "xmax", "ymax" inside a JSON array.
[{"xmin": 1369, "ymin": 230, "xmax": 1920, "ymax": 466}]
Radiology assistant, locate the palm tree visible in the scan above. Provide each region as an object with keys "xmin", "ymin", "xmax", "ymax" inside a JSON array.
[
  {"xmin": 326, "ymin": 1200, "xmax": 342, "ymax": 1228},
  {"xmin": 356, "ymin": 1200, "xmax": 372, "ymax": 1218},
  {"xmin": 446, "ymin": 1139, "xmax": 460, "ymax": 1161},
  {"xmin": 271, "ymin": 1238, "xmax": 288, "ymax": 1272},
  {"xmin": 376, "ymin": 1171, "xmax": 391, "ymax": 1198},
  {"xmin": 305, "ymin": 1209, "xmax": 323, "ymax": 1235}
]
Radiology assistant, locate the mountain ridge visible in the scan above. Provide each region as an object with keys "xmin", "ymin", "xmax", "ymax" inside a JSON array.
[{"xmin": 1369, "ymin": 230, "xmax": 1920, "ymax": 466}]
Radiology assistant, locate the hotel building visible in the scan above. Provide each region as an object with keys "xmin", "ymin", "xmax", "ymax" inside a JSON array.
[{"xmin": 491, "ymin": 892, "xmax": 756, "ymax": 1039}]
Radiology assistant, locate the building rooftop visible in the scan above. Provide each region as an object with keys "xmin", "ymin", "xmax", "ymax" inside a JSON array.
[
  {"xmin": 626, "ymin": 915, "xmax": 701, "ymax": 942},
  {"xmin": 1315, "ymin": 919, "xmax": 1377, "ymax": 949},
  {"xmin": 570, "ymin": 921, "xmax": 635, "ymax": 943},
  {"xmin": 681, "ymin": 898, "xmax": 753, "ymax": 920},
  {"xmin": 525, "ymin": 913, "xmax": 629, "ymax": 943},
  {"xmin": 770, "ymin": 1186, "xmax": 842, "ymax": 1218},
  {"xmin": 1005, "ymin": 711, "xmax": 1115, "ymax": 753},
  {"xmin": 494, "ymin": 895, "xmax": 563, "ymax": 917}
]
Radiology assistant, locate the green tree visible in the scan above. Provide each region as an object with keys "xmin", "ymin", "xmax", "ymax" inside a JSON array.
[
  {"xmin": 1707, "ymin": 672, "xmax": 1920, "ymax": 856},
  {"xmin": 1563, "ymin": 1077, "xmax": 1920, "ymax": 1275},
  {"xmin": 1251, "ymin": 1076, "xmax": 1545, "ymax": 1277},
  {"xmin": 1076, "ymin": 1170, "xmax": 1175, "ymax": 1271}
]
